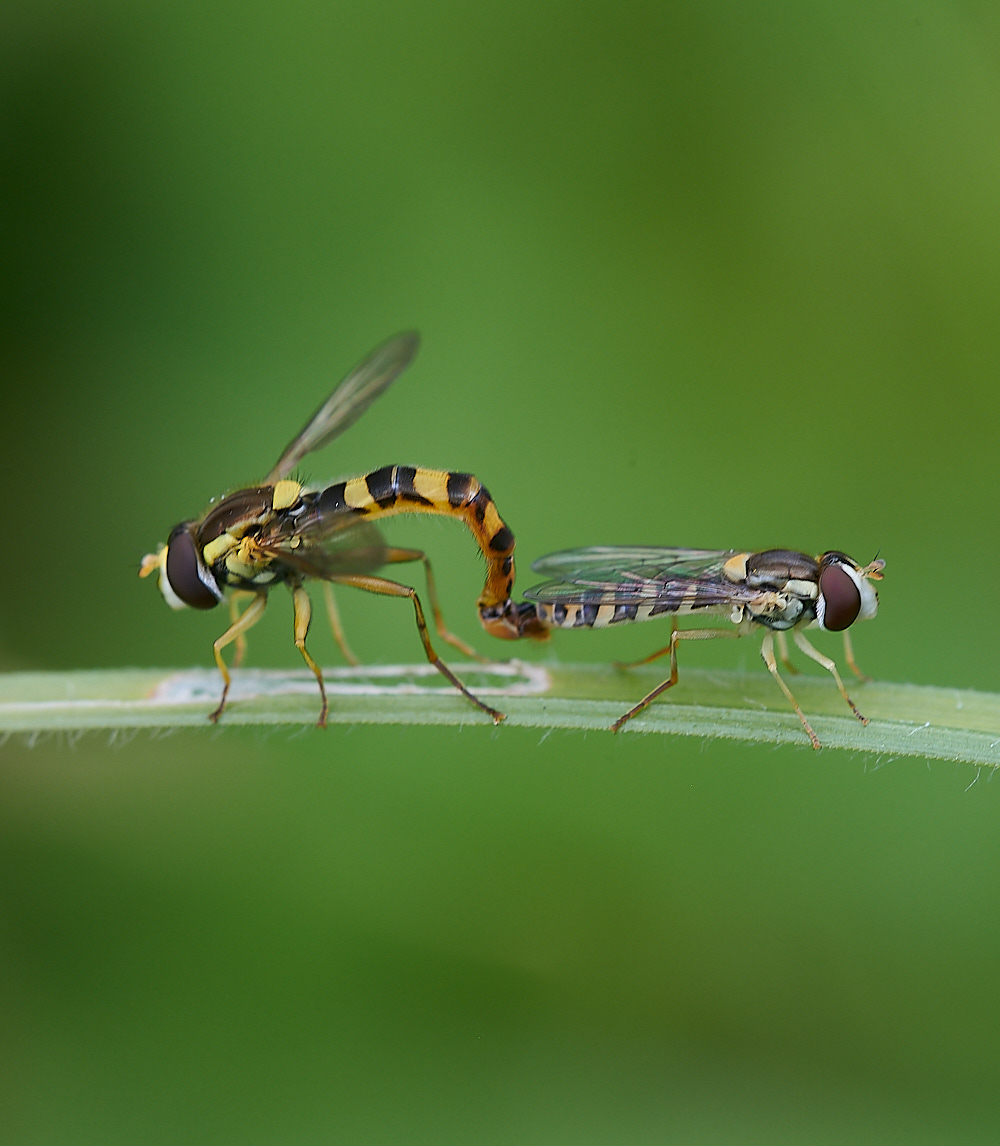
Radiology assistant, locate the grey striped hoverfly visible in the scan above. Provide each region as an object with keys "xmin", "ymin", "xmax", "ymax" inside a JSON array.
[
  {"xmin": 520, "ymin": 546, "xmax": 885, "ymax": 749},
  {"xmin": 140, "ymin": 331, "xmax": 543, "ymax": 727}
]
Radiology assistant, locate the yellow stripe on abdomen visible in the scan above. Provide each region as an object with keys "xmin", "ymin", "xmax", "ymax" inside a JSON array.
[{"xmin": 324, "ymin": 466, "xmax": 539, "ymax": 641}]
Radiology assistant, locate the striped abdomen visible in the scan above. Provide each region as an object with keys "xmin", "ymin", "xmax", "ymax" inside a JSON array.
[
  {"xmin": 314, "ymin": 466, "xmax": 547, "ymax": 640},
  {"xmin": 528, "ymin": 584, "xmax": 736, "ymax": 632},
  {"xmin": 533, "ymin": 599, "xmax": 676, "ymax": 630}
]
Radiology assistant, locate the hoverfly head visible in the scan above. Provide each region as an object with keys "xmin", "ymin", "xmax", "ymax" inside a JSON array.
[
  {"xmin": 815, "ymin": 552, "xmax": 881, "ymax": 631},
  {"xmin": 140, "ymin": 523, "xmax": 223, "ymax": 611}
]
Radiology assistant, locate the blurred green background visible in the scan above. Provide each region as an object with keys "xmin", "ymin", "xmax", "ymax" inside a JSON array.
[{"xmin": 3, "ymin": 2, "xmax": 1000, "ymax": 1141}]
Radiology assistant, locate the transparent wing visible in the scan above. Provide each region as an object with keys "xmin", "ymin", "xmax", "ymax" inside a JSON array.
[
  {"xmin": 526, "ymin": 546, "xmax": 750, "ymax": 608},
  {"xmin": 530, "ymin": 546, "xmax": 740, "ymax": 583},
  {"xmin": 266, "ymin": 331, "xmax": 421, "ymax": 483},
  {"xmin": 258, "ymin": 516, "xmax": 390, "ymax": 580}
]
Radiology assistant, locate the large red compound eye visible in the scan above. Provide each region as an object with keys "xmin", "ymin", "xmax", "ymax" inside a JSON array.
[
  {"xmin": 819, "ymin": 563, "xmax": 861, "ymax": 631},
  {"xmin": 164, "ymin": 525, "xmax": 221, "ymax": 610}
]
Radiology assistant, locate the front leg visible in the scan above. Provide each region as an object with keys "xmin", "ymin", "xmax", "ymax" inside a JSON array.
[{"xmin": 210, "ymin": 593, "xmax": 268, "ymax": 723}]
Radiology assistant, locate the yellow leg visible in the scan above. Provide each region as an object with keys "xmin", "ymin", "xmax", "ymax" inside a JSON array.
[
  {"xmin": 210, "ymin": 594, "xmax": 268, "ymax": 723},
  {"xmin": 228, "ymin": 590, "xmax": 257, "ymax": 668},
  {"xmin": 292, "ymin": 585, "xmax": 329, "ymax": 728},
  {"xmin": 760, "ymin": 631, "xmax": 821, "ymax": 750},
  {"xmin": 381, "ymin": 546, "xmax": 487, "ymax": 662},
  {"xmin": 332, "ymin": 572, "xmax": 504, "ymax": 724},
  {"xmin": 775, "ymin": 630, "xmax": 799, "ymax": 675},
  {"xmin": 792, "ymin": 629, "xmax": 867, "ymax": 725},
  {"xmin": 611, "ymin": 626, "xmax": 742, "ymax": 733},
  {"xmin": 321, "ymin": 582, "xmax": 360, "ymax": 666},
  {"xmin": 841, "ymin": 630, "xmax": 870, "ymax": 683}
]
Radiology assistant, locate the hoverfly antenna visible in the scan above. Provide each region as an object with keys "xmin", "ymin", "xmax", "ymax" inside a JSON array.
[
  {"xmin": 863, "ymin": 553, "xmax": 885, "ymax": 580},
  {"xmin": 138, "ymin": 551, "xmax": 162, "ymax": 579}
]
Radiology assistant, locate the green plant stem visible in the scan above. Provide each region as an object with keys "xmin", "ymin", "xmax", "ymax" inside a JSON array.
[{"xmin": 0, "ymin": 663, "xmax": 997, "ymax": 765}]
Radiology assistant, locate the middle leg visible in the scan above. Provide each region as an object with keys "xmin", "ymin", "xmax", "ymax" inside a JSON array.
[{"xmin": 332, "ymin": 572, "xmax": 505, "ymax": 724}]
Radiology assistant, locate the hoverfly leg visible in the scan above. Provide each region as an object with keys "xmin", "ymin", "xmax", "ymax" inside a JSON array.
[
  {"xmin": 610, "ymin": 644, "xmax": 680, "ymax": 732},
  {"xmin": 760, "ymin": 631, "xmax": 821, "ymax": 750},
  {"xmin": 775, "ymin": 631, "xmax": 799, "ymax": 675},
  {"xmin": 792, "ymin": 629, "xmax": 867, "ymax": 725},
  {"xmin": 291, "ymin": 585, "xmax": 328, "ymax": 727},
  {"xmin": 228, "ymin": 590, "xmax": 258, "ymax": 668},
  {"xmin": 611, "ymin": 626, "xmax": 741, "ymax": 733},
  {"xmin": 381, "ymin": 546, "xmax": 488, "ymax": 663},
  {"xmin": 321, "ymin": 583, "xmax": 361, "ymax": 666},
  {"xmin": 841, "ymin": 630, "xmax": 871, "ymax": 683},
  {"xmin": 332, "ymin": 572, "xmax": 505, "ymax": 724},
  {"xmin": 210, "ymin": 593, "xmax": 268, "ymax": 723}
]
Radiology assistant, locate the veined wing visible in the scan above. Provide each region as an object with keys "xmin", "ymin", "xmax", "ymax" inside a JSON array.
[
  {"xmin": 530, "ymin": 547, "xmax": 740, "ymax": 585},
  {"xmin": 266, "ymin": 331, "xmax": 421, "ymax": 483},
  {"xmin": 526, "ymin": 546, "xmax": 749, "ymax": 608},
  {"xmin": 258, "ymin": 516, "xmax": 390, "ymax": 580}
]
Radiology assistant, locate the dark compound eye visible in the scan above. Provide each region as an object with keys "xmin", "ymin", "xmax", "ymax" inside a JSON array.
[
  {"xmin": 819, "ymin": 562, "xmax": 861, "ymax": 631},
  {"xmin": 164, "ymin": 525, "xmax": 221, "ymax": 610}
]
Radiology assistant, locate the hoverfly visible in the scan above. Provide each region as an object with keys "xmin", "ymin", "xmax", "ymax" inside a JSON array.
[
  {"xmin": 519, "ymin": 546, "xmax": 885, "ymax": 749},
  {"xmin": 140, "ymin": 331, "xmax": 542, "ymax": 726}
]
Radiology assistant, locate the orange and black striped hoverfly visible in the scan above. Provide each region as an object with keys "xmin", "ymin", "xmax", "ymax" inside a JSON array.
[
  {"xmin": 140, "ymin": 331, "xmax": 546, "ymax": 726},
  {"xmin": 516, "ymin": 546, "xmax": 884, "ymax": 749}
]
